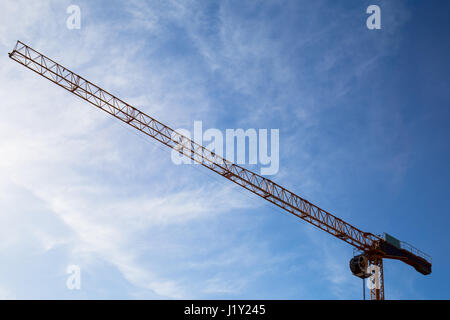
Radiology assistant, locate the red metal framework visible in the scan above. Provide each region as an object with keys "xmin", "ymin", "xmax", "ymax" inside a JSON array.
[
  {"xmin": 8, "ymin": 41, "xmax": 432, "ymax": 299},
  {"xmin": 371, "ymin": 257, "xmax": 384, "ymax": 300}
]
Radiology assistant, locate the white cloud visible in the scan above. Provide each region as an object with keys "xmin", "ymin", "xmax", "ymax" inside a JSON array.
[
  {"xmin": 0, "ymin": 0, "xmax": 415, "ymax": 299},
  {"xmin": 0, "ymin": 286, "xmax": 15, "ymax": 299},
  {"xmin": 0, "ymin": 0, "xmax": 280, "ymax": 299}
]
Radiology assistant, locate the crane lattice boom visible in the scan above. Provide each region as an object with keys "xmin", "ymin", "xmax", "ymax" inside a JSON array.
[{"xmin": 8, "ymin": 40, "xmax": 432, "ymax": 300}]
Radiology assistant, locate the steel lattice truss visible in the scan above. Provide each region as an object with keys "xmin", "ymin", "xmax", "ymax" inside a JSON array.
[
  {"xmin": 9, "ymin": 41, "xmax": 381, "ymax": 251},
  {"xmin": 9, "ymin": 41, "xmax": 433, "ymax": 300}
]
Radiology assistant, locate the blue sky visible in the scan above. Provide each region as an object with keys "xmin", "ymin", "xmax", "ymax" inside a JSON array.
[{"xmin": 0, "ymin": 0, "xmax": 449, "ymax": 299}]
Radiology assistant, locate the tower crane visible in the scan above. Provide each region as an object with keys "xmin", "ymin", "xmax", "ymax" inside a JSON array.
[{"xmin": 8, "ymin": 41, "xmax": 432, "ymax": 300}]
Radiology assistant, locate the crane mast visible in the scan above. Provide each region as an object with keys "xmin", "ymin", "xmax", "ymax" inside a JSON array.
[{"xmin": 8, "ymin": 40, "xmax": 432, "ymax": 300}]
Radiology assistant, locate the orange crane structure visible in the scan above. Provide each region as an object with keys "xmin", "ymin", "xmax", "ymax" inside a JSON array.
[{"xmin": 8, "ymin": 41, "xmax": 432, "ymax": 300}]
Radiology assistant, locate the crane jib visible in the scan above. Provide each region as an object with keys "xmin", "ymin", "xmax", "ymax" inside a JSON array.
[{"xmin": 8, "ymin": 40, "xmax": 432, "ymax": 299}]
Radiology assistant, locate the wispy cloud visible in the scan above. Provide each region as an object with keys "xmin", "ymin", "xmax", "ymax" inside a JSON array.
[{"xmin": 0, "ymin": 0, "xmax": 424, "ymax": 299}]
